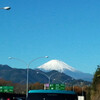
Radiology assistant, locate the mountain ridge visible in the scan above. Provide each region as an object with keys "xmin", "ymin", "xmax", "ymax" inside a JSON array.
[
  {"xmin": 0, "ymin": 64, "xmax": 91, "ymax": 85},
  {"xmin": 38, "ymin": 59, "xmax": 93, "ymax": 81}
]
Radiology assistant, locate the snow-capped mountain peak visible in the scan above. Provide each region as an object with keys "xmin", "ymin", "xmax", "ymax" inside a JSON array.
[
  {"xmin": 38, "ymin": 59, "xmax": 93, "ymax": 81},
  {"xmin": 38, "ymin": 60, "xmax": 76, "ymax": 72}
]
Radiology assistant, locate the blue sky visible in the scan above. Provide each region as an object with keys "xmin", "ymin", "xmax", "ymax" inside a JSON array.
[{"xmin": 0, "ymin": 0, "xmax": 100, "ymax": 74}]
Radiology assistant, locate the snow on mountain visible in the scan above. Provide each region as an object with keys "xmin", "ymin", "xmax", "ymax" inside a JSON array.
[
  {"xmin": 38, "ymin": 60, "xmax": 77, "ymax": 72},
  {"xmin": 38, "ymin": 59, "xmax": 93, "ymax": 82}
]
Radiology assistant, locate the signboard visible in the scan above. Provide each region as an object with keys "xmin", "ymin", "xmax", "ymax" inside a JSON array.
[
  {"xmin": 78, "ymin": 96, "xmax": 84, "ymax": 100},
  {"xmin": 49, "ymin": 84, "xmax": 65, "ymax": 90},
  {"xmin": 44, "ymin": 84, "xmax": 49, "ymax": 90},
  {"xmin": 0, "ymin": 86, "xmax": 14, "ymax": 93},
  {"xmin": 0, "ymin": 86, "xmax": 3, "ymax": 92}
]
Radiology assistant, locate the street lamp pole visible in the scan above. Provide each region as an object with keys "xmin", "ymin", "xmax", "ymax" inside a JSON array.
[
  {"xmin": 53, "ymin": 79, "xmax": 69, "ymax": 84},
  {"xmin": 0, "ymin": 6, "xmax": 11, "ymax": 10},
  {"xmin": 26, "ymin": 56, "xmax": 48, "ymax": 98},
  {"xmin": 53, "ymin": 79, "xmax": 63, "ymax": 84},
  {"xmin": 37, "ymin": 72, "xmax": 58, "ymax": 84},
  {"xmin": 8, "ymin": 56, "xmax": 48, "ymax": 99}
]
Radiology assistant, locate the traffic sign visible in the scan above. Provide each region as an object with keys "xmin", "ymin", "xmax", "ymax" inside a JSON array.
[
  {"xmin": 0, "ymin": 86, "xmax": 14, "ymax": 93},
  {"xmin": 49, "ymin": 84, "xmax": 65, "ymax": 90}
]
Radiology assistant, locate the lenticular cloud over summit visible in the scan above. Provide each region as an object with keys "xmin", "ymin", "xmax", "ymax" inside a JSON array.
[{"xmin": 38, "ymin": 60, "xmax": 76, "ymax": 72}]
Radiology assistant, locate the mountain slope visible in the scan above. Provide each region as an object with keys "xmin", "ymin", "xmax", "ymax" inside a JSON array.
[
  {"xmin": 38, "ymin": 60, "xmax": 93, "ymax": 81},
  {"xmin": 0, "ymin": 64, "xmax": 91, "ymax": 85},
  {"xmin": 0, "ymin": 64, "xmax": 73, "ymax": 84}
]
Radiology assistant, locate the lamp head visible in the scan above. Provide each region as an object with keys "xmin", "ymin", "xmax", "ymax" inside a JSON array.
[
  {"xmin": 45, "ymin": 56, "xmax": 49, "ymax": 58},
  {"xmin": 36, "ymin": 72, "xmax": 39, "ymax": 74},
  {"xmin": 3, "ymin": 6, "xmax": 11, "ymax": 10},
  {"xmin": 8, "ymin": 57, "xmax": 13, "ymax": 59}
]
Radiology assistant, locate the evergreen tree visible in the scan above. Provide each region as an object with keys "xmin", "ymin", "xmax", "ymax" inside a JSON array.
[{"xmin": 92, "ymin": 65, "xmax": 100, "ymax": 91}]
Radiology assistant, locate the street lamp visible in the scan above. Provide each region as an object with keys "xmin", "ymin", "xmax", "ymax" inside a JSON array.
[
  {"xmin": 36, "ymin": 71, "xmax": 58, "ymax": 84},
  {"xmin": 53, "ymin": 79, "xmax": 69, "ymax": 84},
  {"xmin": 53, "ymin": 79, "xmax": 63, "ymax": 84},
  {"xmin": 8, "ymin": 56, "xmax": 48, "ymax": 99},
  {"xmin": 0, "ymin": 6, "xmax": 11, "ymax": 10}
]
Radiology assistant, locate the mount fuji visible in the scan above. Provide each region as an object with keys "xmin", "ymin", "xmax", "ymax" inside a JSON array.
[{"xmin": 38, "ymin": 60, "xmax": 93, "ymax": 82}]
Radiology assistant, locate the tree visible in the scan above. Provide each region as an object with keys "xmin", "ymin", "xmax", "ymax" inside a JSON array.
[
  {"xmin": 29, "ymin": 82, "xmax": 44, "ymax": 90},
  {"xmin": 92, "ymin": 65, "xmax": 100, "ymax": 91}
]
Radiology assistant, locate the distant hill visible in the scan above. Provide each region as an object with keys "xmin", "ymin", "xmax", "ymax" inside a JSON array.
[{"xmin": 0, "ymin": 64, "xmax": 91, "ymax": 86}]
